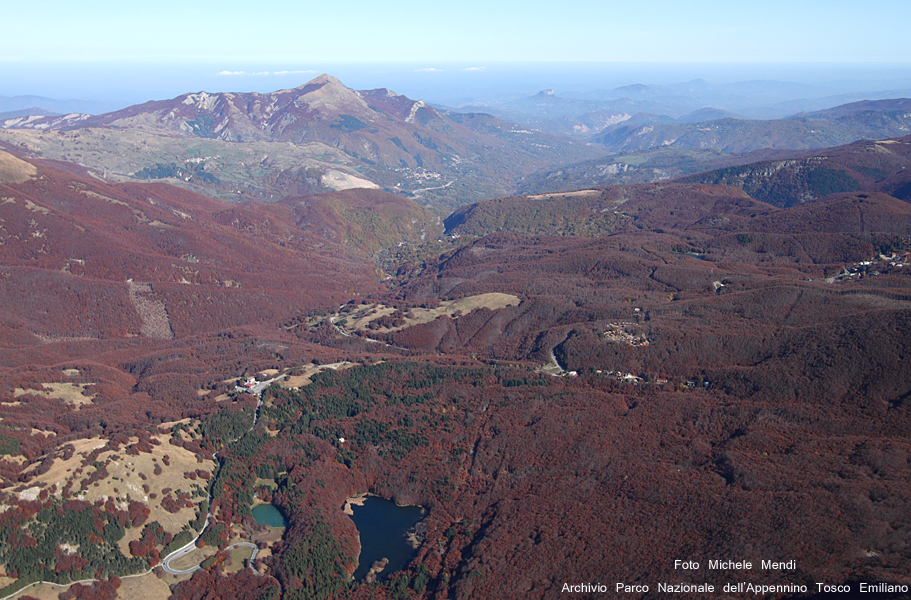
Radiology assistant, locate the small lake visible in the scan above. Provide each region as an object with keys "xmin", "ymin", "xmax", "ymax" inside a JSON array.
[
  {"xmin": 251, "ymin": 503, "xmax": 287, "ymax": 528},
  {"xmin": 350, "ymin": 496, "xmax": 424, "ymax": 581}
]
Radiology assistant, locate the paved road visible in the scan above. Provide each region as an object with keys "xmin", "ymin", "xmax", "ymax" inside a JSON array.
[
  {"xmin": 227, "ymin": 542, "xmax": 260, "ymax": 574},
  {"xmin": 248, "ymin": 374, "xmax": 285, "ymax": 397},
  {"xmin": 161, "ymin": 533, "xmax": 260, "ymax": 575},
  {"xmin": 160, "ymin": 514, "xmax": 212, "ymax": 575}
]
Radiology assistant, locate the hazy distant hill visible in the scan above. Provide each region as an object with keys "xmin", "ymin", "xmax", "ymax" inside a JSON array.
[
  {"xmin": 452, "ymin": 80, "xmax": 911, "ymax": 137},
  {"xmin": 796, "ymin": 98, "xmax": 911, "ymax": 119},
  {"xmin": 0, "ymin": 108, "xmax": 61, "ymax": 120},
  {"xmin": 0, "ymin": 94, "xmax": 121, "ymax": 116},
  {"xmin": 591, "ymin": 99, "xmax": 911, "ymax": 153},
  {"xmin": 519, "ymin": 134, "xmax": 911, "ymax": 206},
  {"xmin": 0, "ymin": 75, "xmax": 600, "ymax": 210},
  {"xmin": 516, "ymin": 146, "xmax": 799, "ymax": 194}
]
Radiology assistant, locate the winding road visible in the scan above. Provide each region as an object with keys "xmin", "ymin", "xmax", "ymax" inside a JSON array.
[
  {"xmin": 161, "ymin": 535, "xmax": 259, "ymax": 575},
  {"xmin": 160, "ymin": 514, "xmax": 212, "ymax": 575}
]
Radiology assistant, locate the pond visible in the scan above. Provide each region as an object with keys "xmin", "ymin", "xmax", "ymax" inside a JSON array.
[
  {"xmin": 251, "ymin": 503, "xmax": 287, "ymax": 528},
  {"xmin": 349, "ymin": 496, "xmax": 424, "ymax": 581}
]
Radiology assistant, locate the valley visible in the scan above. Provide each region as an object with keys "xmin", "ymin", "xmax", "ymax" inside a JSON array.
[{"xmin": 0, "ymin": 78, "xmax": 910, "ymax": 600}]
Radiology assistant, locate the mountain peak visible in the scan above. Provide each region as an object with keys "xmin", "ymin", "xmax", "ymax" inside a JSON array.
[
  {"xmin": 286, "ymin": 74, "xmax": 370, "ymax": 114},
  {"xmin": 306, "ymin": 73, "xmax": 345, "ymax": 87}
]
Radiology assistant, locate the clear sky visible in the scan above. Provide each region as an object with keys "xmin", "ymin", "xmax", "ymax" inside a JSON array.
[
  {"xmin": 4, "ymin": 0, "xmax": 910, "ymax": 63},
  {"xmin": 2, "ymin": 0, "xmax": 910, "ymax": 110}
]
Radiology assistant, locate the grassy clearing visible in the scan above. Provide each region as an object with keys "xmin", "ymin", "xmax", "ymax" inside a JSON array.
[
  {"xmin": 2, "ymin": 433, "xmax": 214, "ymax": 537},
  {"xmin": 526, "ymin": 189, "xmax": 601, "ymax": 200},
  {"xmin": 0, "ymin": 150, "xmax": 37, "ymax": 184},
  {"xmin": 225, "ymin": 546, "xmax": 255, "ymax": 573},
  {"xmin": 168, "ymin": 546, "xmax": 218, "ymax": 572},
  {"xmin": 14, "ymin": 382, "xmax": 96, "ymax": 407},
  {"xmin": 280, "ymin": 362, "xmax": 355, "ymax": 389},
  {"xmin": 340, "ymin": 293, "xmax": 521, "ymax": 334},
  {"xmin": 9, "ymin": 574, "xmax": 177, "ymax": 600},
  {"xmin": 7, "ymin": 581, "xmax": 63, "ymax": 599},
  {"xmin": 115, "ymin": 574, "xmax": 174, "ymax": 600}
]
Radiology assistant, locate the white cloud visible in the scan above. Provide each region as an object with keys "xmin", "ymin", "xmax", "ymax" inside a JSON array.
[
  {"xmin": 273, "ymin": 70, "xmax": 316, "ymax": 75},
  {"xmin": 463, "ymin": 66, "xmax": 486, "ymax": 71},
  {"xmin": 217, "ymin": 70, "xmax": 248, "ymax": 76},
  {"xmin": 415, "ymin": 67, "xmax": 442, "ymax": 72}
]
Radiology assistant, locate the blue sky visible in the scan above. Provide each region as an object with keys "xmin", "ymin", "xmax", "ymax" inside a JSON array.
[
  {"xmin": 2, "ymin": 0, "xmax": 910, "ymax": 110},
  {"xmin": 5, "ymin": 0, "xmax": 910, "ymax": 63}
]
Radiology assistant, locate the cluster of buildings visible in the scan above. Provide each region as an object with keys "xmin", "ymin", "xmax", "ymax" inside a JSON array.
[
  {"xmin": 603, "ymin": 322, "xmax": 649, "ymax": 346},
  {"xmin": 824, "ymin": 252, "xmax": 910, "ymax": 283}
]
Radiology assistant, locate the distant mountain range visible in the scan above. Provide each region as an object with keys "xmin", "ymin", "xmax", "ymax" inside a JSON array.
[
  {"xmin": 590, "ymin": 98, "xmax": 911, "ymax": 153},
  {"xmin": 452, "ymin": 79, "xmax": 911, "ymax": 136},
  {"xmin": 453, "ymin": 134, "xmax": 911, "ymax": 238},
  {"xmin": 0, "ymin": 75, "xmax": 599, "ymax": 211},
  {"xmin": 0, "ymin": 94, "xmax": 122, "ymax": 116},
  {"xmin": 5, "ymin": 77, "xmax": 911, "ymax": 211},
  {"xmin": 519, "ymin": 105, "xmax": 911, "ymax": 194}
]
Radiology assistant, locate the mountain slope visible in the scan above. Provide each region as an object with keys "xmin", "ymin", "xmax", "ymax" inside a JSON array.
[
  {"xmin": 0, "ymin": 149, "xmax": 423, "ymax": 342},
  {"xmin": 1, "ymin": 148, "xmax": 911, "ymax": 598},
  {"xmin": 0, "ymin": 75, "xmax": 601, "ymax": 210},
  {"xmin": 679, "ymin": 135, "xmax": 911, "ymax": 206}
]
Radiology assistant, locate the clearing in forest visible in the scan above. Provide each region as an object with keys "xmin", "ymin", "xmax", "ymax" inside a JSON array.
[
  {"xmin": 14, "ymin": 382, "xmax": 96, "ymax": 407},
  {"xmin": 0, "ymin": 150, "xmax": 37, "ymax": 184},
  {"xmin": 1, "ymin": 433, "xmax": 214, "ymax": 545},
  {"xmin": 338, "ymin": 293, "xmax": 521, "ymax": 334}
]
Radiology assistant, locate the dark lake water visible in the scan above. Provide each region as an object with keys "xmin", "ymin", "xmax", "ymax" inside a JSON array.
[
  {"xmin": 251, "ymin": 503, "xmax": 287, "ymax": 528},
  {"xmin": 350, "ymin": 496, "xmax": 424, "ymax": 581}
]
